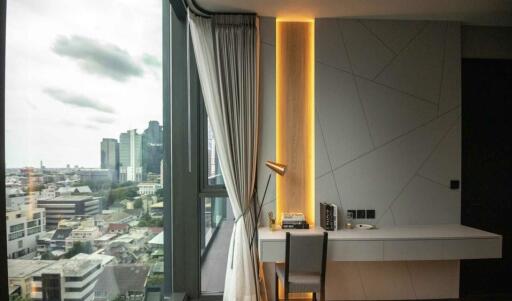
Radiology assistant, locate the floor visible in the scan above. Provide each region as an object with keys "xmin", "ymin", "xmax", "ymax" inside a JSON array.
[{"xmin": 201, "ymin": 219, "xmax": 234, "ymax": 293}]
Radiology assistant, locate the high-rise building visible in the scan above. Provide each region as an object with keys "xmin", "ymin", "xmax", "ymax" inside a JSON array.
[
  {"xmin": 142, "ymin": 121, "xmax": 163, "ymax": 175},
  {"xmin": 119, "ymin": 129, "xmax": 143, "ymax": 182},
  {"xmin": 100, "ymin": 138, "xmax": 119, "ymax": 183}
]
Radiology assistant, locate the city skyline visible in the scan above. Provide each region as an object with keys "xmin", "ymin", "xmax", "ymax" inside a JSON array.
[
  {"xmin": 6, "ymin": 120, "xmax": 163, "ymax": 170},
  {"xmin": 5, "ymin": 0, "xmax": 162, "ymax": 168}
]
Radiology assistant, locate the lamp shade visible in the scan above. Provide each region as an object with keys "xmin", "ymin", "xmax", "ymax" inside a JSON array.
[{"xmin": 265, "ymin": 161, "xmax": 287, "ymax": 176}]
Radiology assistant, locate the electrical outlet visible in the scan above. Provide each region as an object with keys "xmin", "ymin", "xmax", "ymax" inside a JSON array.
[
  {"xmin": 450, "ymin": 180, "xmax": 460, "ymax": 190},
  {"xmin": 356, "ymin": 209, "xmax": 366, "ymax": 219},
  {"xmin": 366, "ymin": 209, "xmax": 375, "ymax": 219}
]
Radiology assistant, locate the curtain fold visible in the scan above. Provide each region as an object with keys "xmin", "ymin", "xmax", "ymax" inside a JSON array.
[{"xmin": 188, "ymin": 11, "xmax": 260, "ymax": 301}]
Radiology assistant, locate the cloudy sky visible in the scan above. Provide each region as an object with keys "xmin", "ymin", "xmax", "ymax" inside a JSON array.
[{"xmin": 5, "ymin": 0, "xmax": 162, "ymax": 168}]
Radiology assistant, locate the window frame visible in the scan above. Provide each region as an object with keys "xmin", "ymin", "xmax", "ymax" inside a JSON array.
[{"xmin": 0, "ymin": 0, "xmax": 7, "ymax": 298}]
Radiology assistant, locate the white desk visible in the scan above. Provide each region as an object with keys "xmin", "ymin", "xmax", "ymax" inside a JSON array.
[{"xmin": 258, "ymin": 224, "xmax": 502, "ymax": 262}]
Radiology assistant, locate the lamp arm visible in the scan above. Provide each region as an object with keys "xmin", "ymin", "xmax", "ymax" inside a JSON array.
[{"xmin": 249, "ymin": 172, "xmax": 272, "ymax": 249}]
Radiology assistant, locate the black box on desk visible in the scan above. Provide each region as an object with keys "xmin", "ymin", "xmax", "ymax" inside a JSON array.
[{"xmin": 320, "ymin": 202, "xmax": 338, "ymax": 231}]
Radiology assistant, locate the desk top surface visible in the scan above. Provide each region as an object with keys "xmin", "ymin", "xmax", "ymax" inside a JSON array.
[{"xmin": 258, "ymin": 224, "xmax": 501, "ymax": 241}]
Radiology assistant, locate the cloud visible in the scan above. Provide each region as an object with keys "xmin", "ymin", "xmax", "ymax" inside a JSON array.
[
  {"xmin": 44, "ymin": 88, "xmax": 115, "ymax": 113},
  {"xmin": 90, "ymin": 115, "xmax": 116, "ymax": 124},
  {"xmin": 142, "ymin": 53, "xmax": 161, "ymax": 68},
  {"xmin": 53, "ymin": 35, "xmax": 143, "ymax": 81}
]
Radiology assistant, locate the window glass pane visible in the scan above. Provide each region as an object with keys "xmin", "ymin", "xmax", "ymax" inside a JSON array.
[
  {"xmin": 200, "ymin": 197, "xmax": 233, "ymax": 294},
  {"xmin": 207, "ymin": 118, "xmax": 225, "ymax": 186},
  {"xmin": 5, "ymin": 1, "xmax": 165, "ymax": 300}
]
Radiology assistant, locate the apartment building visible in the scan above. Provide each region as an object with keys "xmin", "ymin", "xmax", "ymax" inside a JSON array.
[
  {"xmin": 6, "ymin": 207, "xmax": 46, "ymax": 259},
  {"xmin": 31, "ymin": 258, "xmax": 103, "ymax": 301}
]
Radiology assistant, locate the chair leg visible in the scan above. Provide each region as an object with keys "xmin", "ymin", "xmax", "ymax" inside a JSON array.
[
  {"xmin": 275, "ymin": 273, "xmax": 279, "ymax": 301},
  {"xmin": 312, "ymin": 292, "xmax": 317, "ymax": 301}
]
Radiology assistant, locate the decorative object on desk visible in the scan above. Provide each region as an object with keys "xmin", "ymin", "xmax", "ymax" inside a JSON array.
[
  {"xmin": 281, "ymin": 212, "xmax": 309, "ymax": 229},
  {"xmin": 268, "ymin": 212, "xmax": 276, "ymax": 231},
  {"xmin": 345, "ymin": 211, "xmax": 354, "ymax": 229},
  {"xmin": 250, "ymin": 161, "xmax": 288, "ymax": 247},
  {"xmin": 355, "ymin": 223, "xmax": 376, "ymax": 230},
  {"xmin": 320, "ymin": 202, "xmax": 338, "ymax": 231}
]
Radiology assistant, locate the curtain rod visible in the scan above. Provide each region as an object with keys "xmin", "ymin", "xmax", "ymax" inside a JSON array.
[{"xmin": 183, "ymin": 0, "xmax": 257, "ymax": 18}]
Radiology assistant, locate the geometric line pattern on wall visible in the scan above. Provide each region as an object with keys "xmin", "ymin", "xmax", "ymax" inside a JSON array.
[
  {"xmin": 333, "ymin": 107, "xmax": 460, "ymax": 223},
  {"xmin": 316, "ymin": 113, "xmax": 333, "ymax": 178},
  {"xmin": 316, "ymin": 62, "xmax": 374, "ymax": 169},
  {"xmin": 315, "ymin": 18, "xmax": 351, "ymax": 73},
  {"xmin": 356, "ymin": 76, "xmax": 438, "ymax": 146},
  {"xmin": 375, "ymin": 22, "xmax": 447, "ymax": 103},
  {"xmin": 418, "ymin": 118, "xmax": 461, "ymax": 187},
  {"xmin": 391, "ymin": 175, "xmax": 461, "ymax": 225},
  {"xmin": 360, "ymin": 19, "xmax": 426, "ymax": 54},
  {"xmin": 438, "ymin": 23, "xmax": 461, "ymax": 115},
  {"xmin": 377, "ymin": 112, "xmax": 460, "ymax": 225},
  {"xmin": 339, "ymin": 19, "xmax": 395, "ymax": 79}
]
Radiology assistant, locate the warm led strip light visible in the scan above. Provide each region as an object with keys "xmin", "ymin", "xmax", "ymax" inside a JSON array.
[{"xmin": 275, "ymin": 19, "xmax": 315, "ymax": 225}]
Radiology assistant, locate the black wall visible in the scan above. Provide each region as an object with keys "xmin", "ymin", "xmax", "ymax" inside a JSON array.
[{"xmin": 461, "ymin": 59, "xmax": 512, "ymax": 298}]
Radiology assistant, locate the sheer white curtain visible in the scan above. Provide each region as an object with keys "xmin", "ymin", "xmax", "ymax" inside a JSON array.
[{"xmin": 188, "ymin": 11, "xmax": 260, "ymax": 301}]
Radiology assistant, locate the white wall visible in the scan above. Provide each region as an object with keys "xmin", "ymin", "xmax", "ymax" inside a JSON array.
[{"xmin": 258, "ymin": 17, "xmax": 462, "ymax": 300}]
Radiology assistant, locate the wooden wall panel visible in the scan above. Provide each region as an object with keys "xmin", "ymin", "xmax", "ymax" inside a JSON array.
[{"xmin": 276, "ymin": 21, "xmax": 315, "ymax": 224}]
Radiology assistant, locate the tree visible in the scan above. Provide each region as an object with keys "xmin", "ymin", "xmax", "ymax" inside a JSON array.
[
  {"xmin": 107, "ymin": 184, "xmax": 139, "ymax": 206},
  {"xmin": 65, "ymin": 241, "xmax": 93, "ymax": 258},
  {"xmin": 155, "ymin": 188, "xmax": 164, "ymax": 198},
  {"xmin": 138, "ymin": 213, "xmax": 163, "ymax": 227},
  {"xmin": 134, "ymin": 198, "xmax": 143, "ymax": 209}
]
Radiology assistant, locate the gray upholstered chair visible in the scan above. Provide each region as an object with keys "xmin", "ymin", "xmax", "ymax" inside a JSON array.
[{"xmin": 275, "ymin": 232, "xmax": 328, "ymax": 301}]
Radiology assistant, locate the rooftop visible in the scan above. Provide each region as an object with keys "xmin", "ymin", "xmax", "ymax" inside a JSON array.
[
  {"xmin": 52, "ymin": 195, "xmax": 93, "ymax": 201},
  {"xmin": 148, "ymin": 231, "xmax": 164, "ymax": 246},
  {"xmin": 51, "ymin": 228, "xmax": 73, "ymax": 240},
  {"xmin": 8, "ymin": 260, "xmax": 55, "ymax": 278},
  {"xmin": 57, "ymin": 186, "xmax": 92, "ymax": 194},
  {"xmin": 94, "ymin": 264, "xmax": 149, "ymax": 296},
  {"xmin": 31, "ymin": 258, "xmax": 102, "ymax": 277},
  {"xmin": 150, "ymin": 202, "xmax": 163, "ymax": 208},
  {"xmin": 94, "ymin": 233, "xmax": 118, "ymax": 242},
  {"xmin": 108, "ymin": 223, "xmax": 129, "ymax": 231},
  {"xmin": 72, "ymin": 253, "xmax": 115, "ymax": 266}
]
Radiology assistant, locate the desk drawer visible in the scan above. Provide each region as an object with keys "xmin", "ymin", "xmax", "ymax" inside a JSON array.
[
  {"xmin": 259, "ymin": 239, "xmax": 383, "ymax": 262},
  {"xmin": 328, "ymin": 240, "xmax": 383, "ymax": 261}
]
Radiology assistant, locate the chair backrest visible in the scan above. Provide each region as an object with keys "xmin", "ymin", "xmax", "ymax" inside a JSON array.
[{"xmin": 285, "ymin": 232, "xmax": 328, "ymax": 277}]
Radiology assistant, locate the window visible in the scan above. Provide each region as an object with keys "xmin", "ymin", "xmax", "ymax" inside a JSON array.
[
  {"xmin": 9, "ymin": 231, "xmax": 24, "ymax": 241},
  {"xmin": 206, "ymin": 118, "xmax": 225, "ymax": 186},
  {"xmin": 5, "ymin": 0, "xmax": 166, "ymax": 300},
  {"xmin": 9, "ymin": 223, "xmax": 24, "ymax": 233},
  {"xmin": 200, "ymin": 107, "xmax": 233, "ymax": 295},
  {"xmin": 27, "ymin": 226, "xmax": 41, "ymax": 236}
]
